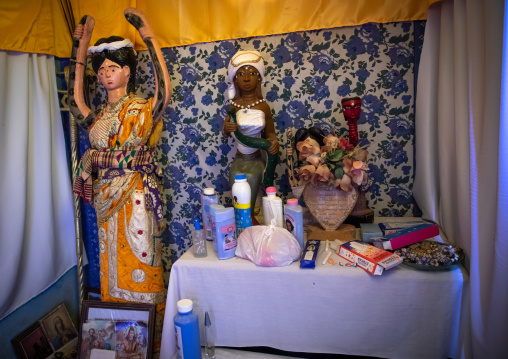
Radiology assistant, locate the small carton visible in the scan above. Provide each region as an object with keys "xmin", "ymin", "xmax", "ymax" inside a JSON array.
[
  {"xmin": 359, "ymin": 223, "xmax": 383, "ymax": 243},
  {"xmin": 300, "ymin": 240, "xmax": 321, "ymax": 269},
  {"xmin": 339, "ymin": 240, "xmax": 402, "ymax": 275},
  {"xmin": 381, "ymin": 223, "xmax": 439, "ymax": 250},
  {"xmin": 378, "ymin": 220, "xmax": 432, "ymax": 235}
]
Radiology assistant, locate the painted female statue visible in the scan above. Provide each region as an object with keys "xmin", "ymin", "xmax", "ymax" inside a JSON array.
[
  {"xmin": 69, "ymin": 8, "xmax": 171, "ymax": 307},
  {"xmin": 222, "ymin": 51, "xmax": 280, "ymax": 223}
]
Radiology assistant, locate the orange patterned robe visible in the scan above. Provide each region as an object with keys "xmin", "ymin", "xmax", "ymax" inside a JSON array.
[{"xmin": 78, "ymin": 94, "xmax": 166, "ymax": 343}]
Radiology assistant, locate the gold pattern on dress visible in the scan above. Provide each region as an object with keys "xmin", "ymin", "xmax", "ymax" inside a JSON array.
[{"xmin": 107, "ymin": 211, "xmax": 165, "ymax": 304}]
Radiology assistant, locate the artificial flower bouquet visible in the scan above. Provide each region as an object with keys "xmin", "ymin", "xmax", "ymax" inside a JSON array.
[{"xmin": 295, "ymin": 134, "xmax": 369, "ymax": 191}]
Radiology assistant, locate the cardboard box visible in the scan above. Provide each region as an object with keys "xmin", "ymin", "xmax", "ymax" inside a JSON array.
[
  {"xmin": 360, "ymin": 223, "xmax": 383, "ymax": 243},
  {"xmin": 378, "ymin": 220, "xmax": 432, "ymax": 235},
  {"xmin": 381, "ymin": 223, "xmax": 439, "ymax": 250},
  {"xmin": 339, "ymin": 240, "xmax": 402, "ymax": 275}
]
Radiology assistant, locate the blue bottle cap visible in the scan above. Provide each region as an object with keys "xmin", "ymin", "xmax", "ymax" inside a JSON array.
[
  {"xmin": 194, "ymin": 218, "xmax": 201, "ymax": 230},
  {"xmin": 235, "ymin": 174, "xmax": 247, "ymax": 180}
]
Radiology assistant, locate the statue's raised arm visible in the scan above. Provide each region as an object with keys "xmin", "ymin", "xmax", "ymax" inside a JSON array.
[
  {"xmin": 68, "ymin": 15, "xmax": 96, "ymax": 129},
  {"xmin": 124, "ymin": 7, "xmax": 171, "ymax": 122}
]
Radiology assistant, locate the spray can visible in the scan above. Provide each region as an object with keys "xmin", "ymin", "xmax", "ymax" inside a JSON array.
[
  {"xmin": 284, "ymin": 198, "xmax": 304, "ymax": 250},
  {"xmin": 231, "ymin": 174, "xmax": 252, "ymax": 237},
  {"xmin": 201, "ymin": 187, "xmax": 219, "ymax": 241}
]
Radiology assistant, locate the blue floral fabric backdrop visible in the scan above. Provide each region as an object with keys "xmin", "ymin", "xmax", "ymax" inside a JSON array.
[{"xmin": 79, "ymin": 21, "xmax": 425, "ymax": 287}]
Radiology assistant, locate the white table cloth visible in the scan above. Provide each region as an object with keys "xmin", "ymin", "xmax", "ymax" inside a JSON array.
[{"xmin": 160, "ymin": 231, "xmax": 467, "ymax": 359}]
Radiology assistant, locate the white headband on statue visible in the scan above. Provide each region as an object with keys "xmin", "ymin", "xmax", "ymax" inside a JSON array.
[
  {"xmin": 225, "ymin": 50, "xmax": 265, "ymax": 101},
  {"xmin": 87, "ymin": 39, "xmax": 136, "ymax": 56}
]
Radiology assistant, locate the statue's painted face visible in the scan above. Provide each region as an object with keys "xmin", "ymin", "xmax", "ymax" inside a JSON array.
[
  {"xmin": 342, "ymin": 99, "xmax": 362, "ymax": 121},
  {"xmin": 234, "ymin": 65, "xmax": 260, "ymax": 93},
  {"xmin": 97, "ymin": 59, "xmax": 130, "ymax": 92}
]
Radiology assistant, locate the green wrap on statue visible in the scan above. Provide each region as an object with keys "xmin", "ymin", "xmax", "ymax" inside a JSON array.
[{"xmin": 228, "ymin": 108, "xmax": 279, "ymax": 188}]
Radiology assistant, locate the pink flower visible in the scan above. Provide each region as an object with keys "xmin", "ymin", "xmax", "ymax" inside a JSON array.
[
  {"xmin": 311, "ymin": 165, "xmax": 331, "ymax": 184},
  {"xmin": 298, "ymin": 165, "xmax": 316, "ymax": 182},
  {"xmin": 339, "ymin": 138, "xmax": 354, "ymax": 151},
  {"xmin": 296, "ymin": 137, "xmax": 321, "ymax": 160},
  {"xmin": 350, "ymin": 161, "xmax": 368, "ymax": 185},
  {"xmin": 334, "ymin": 173, "xmax": 352, "ymax": 191}
]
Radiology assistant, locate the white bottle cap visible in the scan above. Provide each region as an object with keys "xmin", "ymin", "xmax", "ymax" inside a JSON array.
[
  {"xmin": 177, "ymin": 299, "xmax": 193, "ymax": 313},
  {"xmin": 204, "ymin": 188, "xmax": 215, "ymax": 195}
]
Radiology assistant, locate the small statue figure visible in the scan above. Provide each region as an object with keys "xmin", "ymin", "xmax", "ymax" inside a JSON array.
[
  {"xmin": 341, "ymin": 97, "xmax": 374, "ymax": 224},
  {"xmin": 69, "ymin": 8, "xmax": 171, "ymax": 306},
  {"xmin": 222, "ymin": 50, "xmax": 280, "ymax": 223},
  {"xmin": 341, "ymin": 97, "xmax": 362, "ymax": 147}
]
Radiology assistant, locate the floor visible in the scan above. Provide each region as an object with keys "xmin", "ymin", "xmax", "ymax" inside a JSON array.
[{"xmin": 219, "ymin": 347, "xmax": 381, "ymax": 359}]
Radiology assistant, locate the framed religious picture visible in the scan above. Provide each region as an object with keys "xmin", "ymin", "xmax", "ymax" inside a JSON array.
[
  {"xmin": 80, "ymin": 319, "xmax": 116, "ymax": 358},
  {"xmin": 39, "ymin": 303, "xmax": 79, "ymax": 352},
  {"xmin": 79, "ymin": 300, "xmax": 155, "ymax": 359},
  {"xmin": 11, "ymin": 322, "xmax": 54, "ymax": 359}
]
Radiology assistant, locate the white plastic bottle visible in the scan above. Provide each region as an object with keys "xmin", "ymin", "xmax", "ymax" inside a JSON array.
[
  {"xmin": 284, "ymin": 198, "xmax": 304, "ymax": 250},
  {"xmin": 263, "ymin": 187, "xmax": 283, "ymax": 227},
  {"xmin": 231, "ymin": 174, "xmax": 252, "ymax": 237},
  {"xmin": 201, "ymin": 187, "xmax": 219, "ymax": 241}
]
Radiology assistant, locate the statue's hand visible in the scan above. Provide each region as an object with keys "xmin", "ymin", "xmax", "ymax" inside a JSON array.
[
  {"xmin": 222, "ymin": 121, "xmax": 238, "ymax": 136},
  {"xmin": 268, "ymin": 139, "xmax": 280, "ymax": 155},
  {"xmin": 124, "ymin": 8, "xmax": 154, "ymax": 39},
  {"xmin": 74, "ymin": 15, "xmax": 95, "ymax": 42}
]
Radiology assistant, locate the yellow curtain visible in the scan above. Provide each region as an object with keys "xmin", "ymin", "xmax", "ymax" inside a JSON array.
[{"xmin": 0, "ymin": 0, "xmax": 440, "ymax": 57}]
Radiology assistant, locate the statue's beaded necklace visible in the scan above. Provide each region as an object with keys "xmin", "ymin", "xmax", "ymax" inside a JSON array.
[
  {"xmin": 100, "ymin": 94, "xmax": 131, "ymax": 117},
  {"xmin": 230, "ymin": 98, "xmax": 266, "ymax": 113}
]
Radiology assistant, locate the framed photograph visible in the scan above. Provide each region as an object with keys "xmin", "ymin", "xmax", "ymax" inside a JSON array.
[
  {"xmin": 39, "ymin": 303, "xmax": 79, "ymax": 352},
  {"xmin": 79, "ymin": 300, "xmax": 155, "ymax": 359},
  {"xmin": 11, "ymin": 322, "xmax": 53, "ymax": 359},
  {"xmin": 80, "ymin": 320, "xmax": 116, "ymax": 358},
  {"xmin": 114, "ymin": 321, "xmax": 149, "ymax": 358}
]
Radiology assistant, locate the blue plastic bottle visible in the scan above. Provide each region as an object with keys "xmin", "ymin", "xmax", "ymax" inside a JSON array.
[
  {"xmin": 174, "ymin": 299, "xmax": 201, "ymax": 359},
  {"xmin": 284, "ymin": 198, "xmax": 304, "ymax": 250},
  {"xmin": 210, "ymin": 204, "xmax": 225, "ymax": 252},
  {"xmin": 214, "ymin": 207, "xmax": 236, "ymax": 259},
  {"xmin": 201, "ymin": 187, "xmax": 219, "ymax": 241}
]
